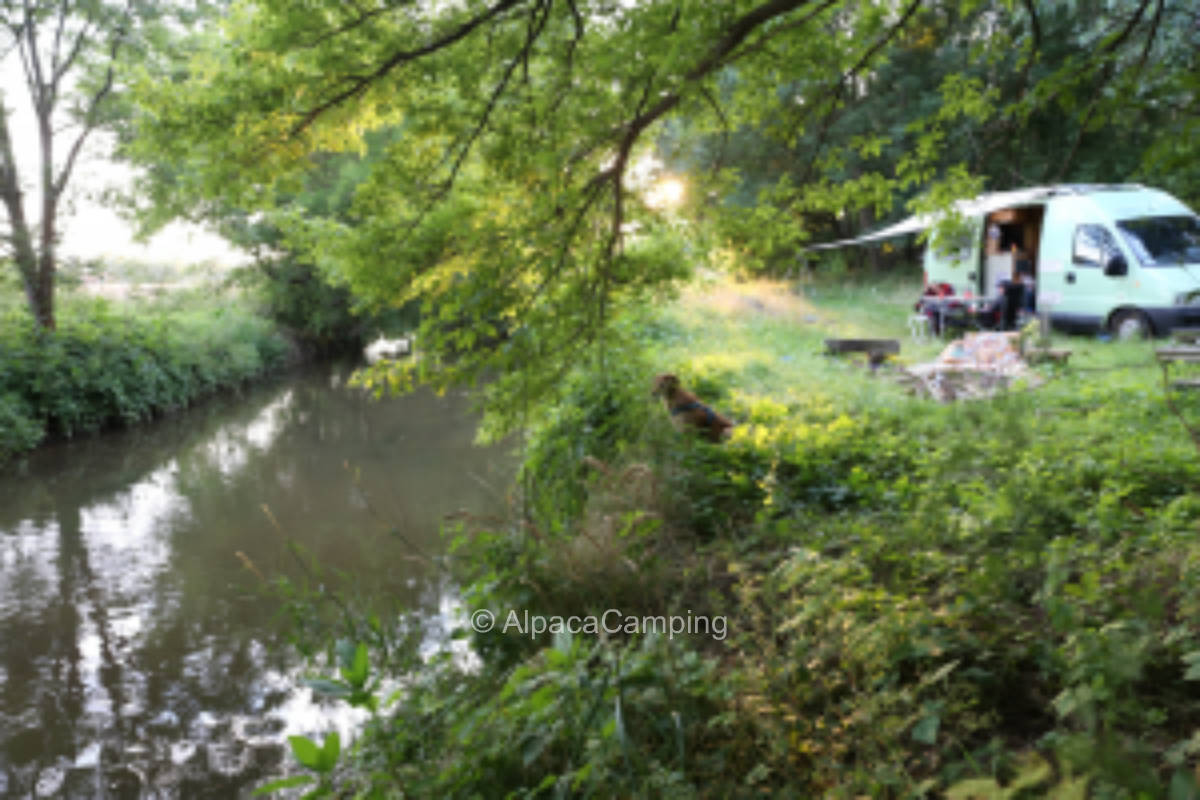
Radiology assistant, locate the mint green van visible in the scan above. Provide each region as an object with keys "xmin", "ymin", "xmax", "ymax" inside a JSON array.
[{"xmin": 919, "ymin": 184, "xmax": 1200, "ymax": 338}]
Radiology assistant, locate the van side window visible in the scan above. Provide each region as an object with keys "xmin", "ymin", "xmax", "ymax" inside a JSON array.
[{"xmin": 1073, "ymin": 225, "xmax": 1118, "ymax": 267}]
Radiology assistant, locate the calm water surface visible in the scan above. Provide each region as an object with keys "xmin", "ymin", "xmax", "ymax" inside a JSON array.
[{"xmin": 0, "ymin": 361, "xmax": 512, "ymax": 798}]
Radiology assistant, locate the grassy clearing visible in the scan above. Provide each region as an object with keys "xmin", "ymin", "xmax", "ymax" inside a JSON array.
[{"xmin": 283, "ymin": 272, "xmax": 1200, "ymax": 798}]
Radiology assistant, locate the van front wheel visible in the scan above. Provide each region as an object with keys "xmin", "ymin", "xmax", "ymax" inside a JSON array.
[{"xmin": 1109, "ymin": 309, "xmax": 1152, "ymax": 340}]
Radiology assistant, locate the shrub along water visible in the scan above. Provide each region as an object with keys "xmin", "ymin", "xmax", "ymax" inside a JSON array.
[
  {"xmin": 272, "ymin": 278, "xmax": 1200, "ymax": 798},
  {"xmin": 0, "ymin": 296, "xmax": 291, "ymax": 461}
]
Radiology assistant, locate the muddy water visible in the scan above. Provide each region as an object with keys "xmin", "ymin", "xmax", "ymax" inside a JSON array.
[{"xmin": 0, "ymin": 362, "xmax": 513, "ymax": 798}]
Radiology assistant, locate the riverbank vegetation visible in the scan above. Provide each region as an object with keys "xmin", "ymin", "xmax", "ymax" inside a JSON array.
[
  {"xmin": 271, "ymin": 274, "xmax": 1200, "ymax": 798},
  {"xmin": 10, "ymin": 0, "xmax": 1191, "ymax": 794},
  {"xmin": 0, "ymin": 265, "xmax": 293, "ymax": 462}
]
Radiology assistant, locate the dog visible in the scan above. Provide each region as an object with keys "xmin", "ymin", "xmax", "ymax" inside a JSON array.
[{"xmin": 651, "ymin": 373, "xmax": 733, "ymax": 442}]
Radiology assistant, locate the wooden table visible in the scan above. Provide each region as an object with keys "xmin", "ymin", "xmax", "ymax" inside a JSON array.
[
  {"xmin": 916, "ymin": 296, "xmax": 997, "ymax": 337},
  {"xmin": 1023, "ymin": 347, "xmax": 1072, "ymax": 365}
]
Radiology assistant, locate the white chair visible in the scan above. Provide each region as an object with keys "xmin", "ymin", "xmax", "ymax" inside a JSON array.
[{"xmin": 908, "ymin": 313, "xmax": 931, "ymax": 341}]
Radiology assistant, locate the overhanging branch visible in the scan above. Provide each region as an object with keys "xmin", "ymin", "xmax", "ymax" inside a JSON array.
[{"xmin": 289, "ymin": 0, "xmax": 529, "ymax": 137}]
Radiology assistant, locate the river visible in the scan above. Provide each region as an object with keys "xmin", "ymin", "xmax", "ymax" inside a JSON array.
[{"xmin": 0, "ymin": 361, "xmax": 513, "ymax": 798}]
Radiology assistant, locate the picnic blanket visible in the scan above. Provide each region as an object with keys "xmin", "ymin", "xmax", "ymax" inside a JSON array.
[{"xmin": 901, "ymin": 332, "xmax": 1040, "ymax": 401}]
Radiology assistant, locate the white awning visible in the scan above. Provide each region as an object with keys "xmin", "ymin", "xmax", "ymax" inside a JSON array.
[{"xmin": 805, "ymin": 185, "xmax": 1126, "ymax": 251}]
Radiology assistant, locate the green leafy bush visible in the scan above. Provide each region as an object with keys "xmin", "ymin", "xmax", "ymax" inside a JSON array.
[
  {"xmin": 0, "ymin": 300, "xmax": 291, "ymax": 460},
  {"xmin": 0, "ymin": 391, "xmax": 43, "ymax": 459}
]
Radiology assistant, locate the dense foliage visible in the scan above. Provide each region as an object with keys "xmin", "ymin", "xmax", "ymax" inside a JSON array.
[
  {"xmin": 104, "ymin": 0, "xmax": 1200, "ymax": 794},
  {"xmin": 274, "ymin": 278, "xmax": 1200, "ymax": 797},
  {"xmin": 127, "ymin": 0, "xmax": 1200, "ymax": 423},
  {"xmin": 667, "ymin": 2, "xmax": 1200, "ymax": 272},
  {"xmin": 0, "ymin": 297, "xmax": 291, "ymax": 461}
]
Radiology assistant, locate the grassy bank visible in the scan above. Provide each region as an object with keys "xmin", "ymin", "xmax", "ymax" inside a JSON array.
[
  {"xmin": 0, "ymin": 278, "xmax": 293, "ymax": 462},
  {"xmin": 281, "ymin": 275, "xmax": 1200, "ymax": 798}
]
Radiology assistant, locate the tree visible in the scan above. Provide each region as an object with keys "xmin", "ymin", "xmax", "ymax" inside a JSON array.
[
  {"xmin": 664, "ymin": 0, "xmax": 1200, "ymax": 271},
  {"xmin": 129, "ymin": 0, "xmax": 1199, "ymax": 425},
  {"xmin": 0, "ymin": 0, "xmax": 208, "ymax": 330}
]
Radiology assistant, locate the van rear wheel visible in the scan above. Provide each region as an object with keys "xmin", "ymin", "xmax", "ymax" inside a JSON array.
[{"xmin": 1109, "ymin": 309, "xmax": 1152, "ymax": 340}]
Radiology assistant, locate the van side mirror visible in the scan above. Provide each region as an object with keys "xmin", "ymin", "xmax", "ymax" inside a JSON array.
[{"xmin": 1104, "ymin": 253, "xmax": 1128, "ymax": 277}]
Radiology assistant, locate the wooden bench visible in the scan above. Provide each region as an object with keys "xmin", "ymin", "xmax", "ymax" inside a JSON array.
[
  {"xmin": 1172, "ymin": 328, "xmax": 1200, "ymax": 345},
  {"xmin": 1023, "ymin": 347, "xmax": 1072, "ymax": 366},
  {"xmin": 1157, "ymin": 344, "xmax": 1200, "ymax": 389},
  {"xmin": 1156, "ymin": 346, "xmax": 1200, "ymax": 363},
  {"xmin": 824, "ymin": 338, "xmax": 900, "ymax": 370}
]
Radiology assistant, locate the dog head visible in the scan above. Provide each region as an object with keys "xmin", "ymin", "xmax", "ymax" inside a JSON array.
[{"xmin": 651, "ymin": 373, "xmax": 680, "ymax": 398}]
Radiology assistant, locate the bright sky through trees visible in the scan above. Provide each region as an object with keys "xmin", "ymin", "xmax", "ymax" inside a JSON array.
[{"xmin": 1, "ymin": 53, "xmax": 243, "ymax": 267}]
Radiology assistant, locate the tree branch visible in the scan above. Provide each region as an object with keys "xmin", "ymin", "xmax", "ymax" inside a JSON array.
[
  {"xmin": 834, "ymin": 0, "xmax": 923, "ymax": 104},
  {"xmin": 1051, "ymin": 0, "xmax": 1155, "ymax": 182},
  {"xmin": 721, "ymin": 0, "xmax": 841, "ymax": 69},
  {"xmin": 296, "ymin": 2, "xmax": 405, "ymax": 51},
  {"xmin": 433, "ymin": 0, "xmax": 550, "ymax": 199},
  {"xmin": 54, "ymin": 6, "xmax": 126, "ymax": 198},
  {"xmin": 52, "ymin": 20, "xmax": 93, "ymax": 86},
  {"xmin": 697, "ymin": 85, "xmax": 731, "ymax": 173},
  {"xmin": 289, "ymin": 0, "xmax": 529, "ymax": 137},
  {"xmin": 1020, "ymin": 0, "xmax": 1041, "ymax": 53},
  {"xmin": 1134, "ymin": 0, "xmax": 1164, "ymax": 74},
  {"xmin": 50, "ymin": 0, "xmax": 68, "ymax": 77},
  {"xmin": 1100, "ymin": 0, "xmax": 1151, "ymax": 56}
]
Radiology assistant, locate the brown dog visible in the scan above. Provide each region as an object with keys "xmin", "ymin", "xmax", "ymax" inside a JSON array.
[{"xmin": 652, "ymin": 374, "xmax": 733, "ymax": 442}]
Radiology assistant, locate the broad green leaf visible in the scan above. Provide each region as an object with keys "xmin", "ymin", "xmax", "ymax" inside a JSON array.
[
  {"xmin": 1169, "ymin": 769, "xmax": 1200, "ymax": 800},
  {"xmin": 340, "ymin": 642, "xmax": 369, "ymax": 688},
  {"xmin": 288, "ymin": 736, "xmax": 323, "ymax": 771},
  {"xmin": 319, "ymin": 732, "xmax": 340, "ymax": 772}
]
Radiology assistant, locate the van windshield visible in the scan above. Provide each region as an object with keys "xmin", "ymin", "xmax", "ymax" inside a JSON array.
[{"xmin": 1116, "ymin": 215, "xmax": 1200, "ymax": 266}]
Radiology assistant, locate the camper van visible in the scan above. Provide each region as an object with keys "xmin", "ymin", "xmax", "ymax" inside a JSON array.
[{"xmin": 916, "ymin": 184, "xmax": 1200, "ymax": 338}]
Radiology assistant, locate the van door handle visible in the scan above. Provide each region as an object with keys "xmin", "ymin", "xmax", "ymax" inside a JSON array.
[{"xmin": 1066, "ymin": 272, "xmax": 1076, "ymax": 284}]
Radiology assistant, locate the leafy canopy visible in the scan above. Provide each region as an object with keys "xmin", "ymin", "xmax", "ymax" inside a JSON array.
[{"xmin": 129, "ymin": 0, "xmax": 1199, "ymax": 429}]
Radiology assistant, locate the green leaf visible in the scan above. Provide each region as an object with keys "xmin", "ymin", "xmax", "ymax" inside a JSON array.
[
  {"xmin": 336, "ymin": 639, "xmax": 357, "ymax": 672},
  {"xmin": 305, "ymin": 678, "xmax": 352, "ymax": 698},
  {"xmin": 911, "ymin": 714, "xmax": 940, "ymax": 745},
  {"xmin": 254, "ymin": 775, "xmax": 315, "ymax": 795},
  {"xmin": 522, "ymin": 734, "xmax": 550, "ymax": 767},
  {"xmin": 1009, "ymin": 752, "xmax": 1051, "ymax": 791},
  {"xmin": 921, "ymin": 659, "xmax": 960, "ymax": 686},
  {"xmin": 340, "ymin": 642, "xmax": 369, "ymax": 688},
  {"xmin": 288, "ymin": 736, "xmax": 323, "ymax": 771},
  {"xmin": 319, "ymin": 732, "xmax": 341, "ymax": 772},
  {"xmin": 1169, "ymin": 769, "xmax": 1200, "ymax": 800},
  {"xmin": 945, "ymin": 779, "xmax": 1005, "ymax": 800},
  {"xmin": 1183, "ymin": 651, "xmax": 1200, "ymax": 681}
]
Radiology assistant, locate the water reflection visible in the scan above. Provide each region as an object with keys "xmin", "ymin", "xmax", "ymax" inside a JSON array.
[{"xmin": 0, "ymin": 362, "xmax": 512, "ymax": 797}]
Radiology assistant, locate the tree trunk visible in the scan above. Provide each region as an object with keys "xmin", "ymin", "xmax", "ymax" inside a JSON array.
[
  {"xmin": 36, "ymin": 100, "xmax": 58, "ymax": 332},
  {"xmin": 0, "ymin": 68, "xmax": 59, "ymax": 331},
  {"xmin": 32, "ymin": 254, "xmax": 57, "ymax": 331},
  {"xmin": 0, "ymin": 107, "xmax": 55, "ymax": 330}
]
